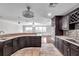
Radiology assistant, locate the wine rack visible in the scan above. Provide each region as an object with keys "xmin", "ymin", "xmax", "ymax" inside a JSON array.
[{"xmin": 69, "ymin": 8, "xmax": 79, "ymax": 24}]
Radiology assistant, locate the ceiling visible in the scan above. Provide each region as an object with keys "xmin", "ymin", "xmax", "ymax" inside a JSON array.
[{"xmin": 0, "ymin": 3, "xmax": 78, "ymax": 25}]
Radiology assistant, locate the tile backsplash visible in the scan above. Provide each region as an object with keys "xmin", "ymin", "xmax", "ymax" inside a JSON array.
[
  {"xmin": 64, "ymin": 29, "xmax": 79, "ymax": 40},
  {"xmin": 68, "ymin": 30, "xmax": 77, "ymax": 39},
  {"xmin": 76, "ymin": 30, "xmax": 79, "ymax": 40}
]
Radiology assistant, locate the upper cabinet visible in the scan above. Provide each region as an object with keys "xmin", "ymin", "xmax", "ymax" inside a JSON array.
[
  {"xmin": 62, "ymin": 15, "xmax": 69, "ymax": 30},
  {"xmin": 62, "ymin": 8, "xmax": 79, "ymax": 30},
  {"xmin": 52, "ymin": 16, "xmax": 63, "ymax": 35},
  {"xmin": 69, "ymin": 8, "xmax": 79, "ymax": 30}
]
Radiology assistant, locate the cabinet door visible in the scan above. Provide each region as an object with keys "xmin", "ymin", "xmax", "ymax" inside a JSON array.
[
  {"xmin": 25, "ymin": 36, "xmax": 41, "ymax": 47},
  {"xmin": 30, "ymin": 36, "xmax": 41, "ymax": 47},
  {"xmin": 19, "ymin": 37, "xmax": 26, "ymax": 49},
  {"xmin": 13, "ymin": 38, "xmax": 19, "ymax": 52},
  {"xmin": 55, "ymin": 37, "xmax": 59, "ymax": 49},
  {"xmin": 55, "ymin": 16, "xmax": 63, "ymax": 35},
  {"xmin": 71, "ymin": 49, "xmax": 79, "ymax": 56},
  {"xmin": 71, "ymin": 44, "xmax": 79, "ymax": 56},
  {"xmin": 58, "ymin": 39, "xmax": 64, "ymax": 54},
  {"xmin": 62, "ymin": 15, "xmax": 69, "ymax": 30},
  {"xmin": 63, "ymin": 41, "xmax": 71, "ymax": 56},
  {"xmin": 3, "ymin": 40, "xmax": 13, "ymax": 56},
  {"xmin": 24, "ymin": 37, "xmax": 31, "ymax": 47},
  {"xmin": 63, "ymin": 44, "xmax": 68, "ymax": 56},
  {"xmin": 0, "ymin": 45, "xmax": 3, "ymax": 56}
]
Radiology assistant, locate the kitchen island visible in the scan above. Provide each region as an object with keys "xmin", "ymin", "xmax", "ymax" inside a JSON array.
[{"xmin": 0, "ymin": 33, "xmax": 41, "ymax": 56}]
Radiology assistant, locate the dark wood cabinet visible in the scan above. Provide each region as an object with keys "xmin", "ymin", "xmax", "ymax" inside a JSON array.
[
  {"xmin": 0, "ymin": 36, "xmax": 41, "ymax": 56},
  {"xmin": 0, "ymin": 40, "xmax": 13, "ymax": 56},
  {"xmin": 0, "ymin": 42, "xmax": 4, "ymax": 56},
  {"xmin": 58, "ymin": 39, "xmax": 64, "ymax": 54},
  {"xmin": 30, "ymin": 36, "xmax": 41, "ymax": 47},
  {"xmin": 55, "ymin": 37, "xmax": 79, "ymax": 56},
  {"xmin": 3, "ymin": 40, "xmax": 13, "ymax": 56},
  {"xmin": 18, "ymin": 37, "xmax": 26, "ymax": 49},
  {"xmin": 52, "ymin": 16, "xmax": 63, "ymax": 36},
  {"xmin": 71, "ymin": 44, "xmax": 79, "ymax": 56},
  {"xmin": 62, "ymin": 15, "xmax": 69, "ymax": 30},
  {"xmin": 63, "ymin": 41, "xmax": 71, "ymax": 56},
  {"xmin": 13, "ymin": 38, "xmax": 20, "ymax": 52},
  {"xmin": 69, "ymin": 8, "xmax": 79, "ymax": 24},
  {"xmin": 25, "ymin": 36, "xmax": 41, "ymax": 47},
  {"xmin": 63, "ymin": 44, "xmax": 68, "ymax": 56},
  {"xmin": 25, "ymin": 37, "xmax": 31, "ymax": 47},
  {"xmin": 68, "ymin": 8, "xmax": 79, "ymax": 30},
  {"xmin": 55, "ymin": 37, "xmax": 64, "ymax": 54},
  {"xmin": 55, "ymin": 37, "xmax": 59, "ymax": 48}
]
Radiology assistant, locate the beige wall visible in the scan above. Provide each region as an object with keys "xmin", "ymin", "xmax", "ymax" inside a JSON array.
[{"xmin": 0, "ymin": 19, "xmax": 22, "ymax": 34}]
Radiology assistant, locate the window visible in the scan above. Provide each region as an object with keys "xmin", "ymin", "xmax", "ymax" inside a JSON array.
[
  {"xmin": 35, "ymin": 27, "xmax": 46, "ymax": 32},
  {"xmin": 24, "ymin": 27, "xmax": 32, "ymax": 32},
  {"xmin": 23, "ymin": 23, "xmax": 47, "ymax": 33}
]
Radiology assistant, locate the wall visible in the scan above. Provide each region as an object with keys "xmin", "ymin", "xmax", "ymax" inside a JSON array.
[
  {"xmin": 0, "ymin": 18, "xmax": 55, "ymax": 40},
  {"xmin": 46, "ymin": 26, "xmax": 52, "ymax": 35},
  {"xmin": 51, "ymin": 18, "xmax": 55, "ymax": 41},
  {"xmin": 0, "ymin": 19, "xmax": 22, "ymax": 34}
]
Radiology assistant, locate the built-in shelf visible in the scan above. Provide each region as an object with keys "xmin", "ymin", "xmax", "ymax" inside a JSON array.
[
  {"xmin": 69, "ymin": 8, "xmax": 79, "ymax": 30},
  {"xmin": 69, "ymin": 8, "xmax": 79, "ymax": 24}
]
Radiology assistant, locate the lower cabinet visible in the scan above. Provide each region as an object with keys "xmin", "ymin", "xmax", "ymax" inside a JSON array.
[
  {"xmin": 25, "ymin": 37, "xmax": 31, "ymax": 47},
  {"xmin": 63, "ymin": 44, "xmax": 68, "ymax": 56},
  {"xmin": 25, "ymin": 36, "xmax": 41, "ymax": 47},
  {"xmin": 3, "ymin": 40, "xmax": 13, "ymax": 56},
  {"xmin": 55, "ymin": 37, "xmax": 79, "ymax": 56},
  {"xmin": 63, "ymin": 41, "xmax": 71, "ymax": 56},
  {"xmin": 55, "ymin": 37, "xmax": 59, "ymax": 49},
  {"xmin": 18, "ymin": 37, "xmax": 26, "ymax": 49},
  {"xmin": 0, "ymin": 36, "xmax": 41, "ymax": 56},
  {"xmin": 13, "ymin": 38, "xmax": 20, "ymax": 52},
  {"xmin": 71, "ymin": 44, "xmax": 79, "ymax": 56},
  {"xmin": 58, "ymin": 39, "xmax": 64, "ymax": 54},
  {"xmin": 0, "ymin": 44, "xmax": 4, "ymax": 56},
  {"xmin": 30, "ymin": 36, "xmax": 41, "ymax": 47},
  {"xmin": 55, "ymin": 37, "xmax": 64, "ymax": 54}
]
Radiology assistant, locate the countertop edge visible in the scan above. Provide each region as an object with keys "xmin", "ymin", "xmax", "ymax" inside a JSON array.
[
  {"xmin": 0, "ymin": 35, "xmax": 42, "ymax": 42},
  {"xmin": 55, "ymin": 36, "xmax": 79, "ymax": 47}
]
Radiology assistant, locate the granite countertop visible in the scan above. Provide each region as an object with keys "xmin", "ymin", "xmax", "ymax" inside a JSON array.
[
  {"xmin": 0, "ymin": 35, "xmax": 42, "ymax": 42},
  {"xmin": 56, "ymin": 36, "xmax": 79, "ymax": 47}
]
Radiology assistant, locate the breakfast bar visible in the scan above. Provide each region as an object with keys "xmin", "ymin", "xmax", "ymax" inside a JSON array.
[{"xmin": 0, "ymin": 34, "xmax": 41, "ymax": 56}]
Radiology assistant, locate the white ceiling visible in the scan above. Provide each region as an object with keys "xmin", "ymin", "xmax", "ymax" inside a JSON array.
[{"xmin": 0, "ymin": 3, "xmax": 78, "ymax": 24}]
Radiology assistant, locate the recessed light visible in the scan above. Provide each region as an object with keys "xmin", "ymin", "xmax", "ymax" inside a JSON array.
[{"xmin": 48, "ymin": 13, "xmax": 52, "ymax": 16}]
